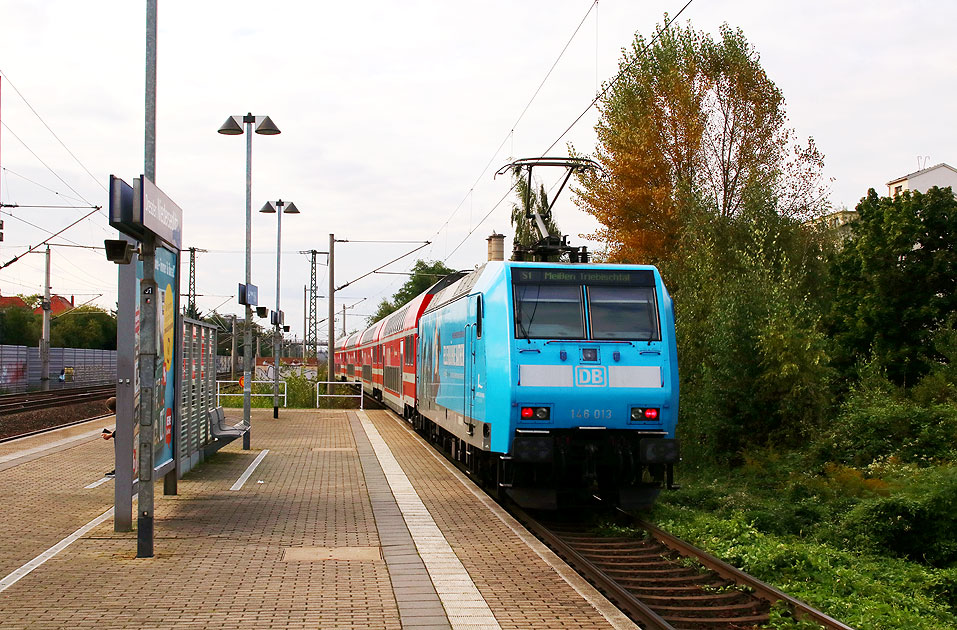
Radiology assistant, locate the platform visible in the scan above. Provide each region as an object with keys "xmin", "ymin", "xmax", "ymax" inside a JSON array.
[{"xmin": 0, "ymin": 408, "xmax": 637, "ymax": 629}]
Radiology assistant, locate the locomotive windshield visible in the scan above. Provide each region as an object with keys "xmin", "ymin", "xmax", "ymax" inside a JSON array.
[
  {"xmin": 512, "ymin": 267, "xmax": 660, "ymax": 341},
  {"xmin": 588, "ymin": 286, "xmax": 660, "ymax": 341},
  {"xmin": 514, "ymin": 284, "xmax": 584, "ymax": 339}
]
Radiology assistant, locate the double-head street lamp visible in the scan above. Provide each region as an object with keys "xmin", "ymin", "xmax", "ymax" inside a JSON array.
[
  {"xmin": 218, "ymin": 113, "xmax": 280, "ymax": 447},
  {"xmin": 260, "ymin": 199, "xmax": 300, "ymax": 418}
]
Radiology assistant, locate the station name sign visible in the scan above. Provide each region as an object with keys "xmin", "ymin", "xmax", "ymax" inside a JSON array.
[
  {"xmin": 238, "ymin": 283, "xmax": 259, "ymax": 307},
  {"xmin": 109, "ymin": 175, "xmax": 183, "ymax": 249},
  {"xmin": 512, "ymin": 267, "xmax": 655, "ymax": 287}
]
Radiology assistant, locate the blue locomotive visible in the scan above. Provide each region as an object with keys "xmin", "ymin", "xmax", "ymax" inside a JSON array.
[{"xmin": 340, "ymin": 259, "xmax": 680, "ymax": 509}]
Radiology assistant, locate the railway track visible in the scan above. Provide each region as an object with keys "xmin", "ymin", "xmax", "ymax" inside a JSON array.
[
  {"xmin": 509, "ymin": 505, "xmax": 856, "ymax": 630},
  {"xmin": 0, "ymin": 384, "xmax": 116, "ymax": 416},
  {"xmin": 372, "ymin": 399, "xmax": 855, "ymax": 629}
]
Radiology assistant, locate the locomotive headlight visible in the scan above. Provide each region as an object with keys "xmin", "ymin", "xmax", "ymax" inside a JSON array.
[
  {"xmin": 631, "ymin": 407, "xmax": 660, "ymax": 421},
  {"xmin": 521, "ymin": 406, "xmax": 550, "ymax": 420}
]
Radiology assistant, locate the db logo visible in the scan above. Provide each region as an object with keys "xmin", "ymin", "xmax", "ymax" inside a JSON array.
[{"xmin": 575, "ymin": 366, "xmax": 607, "ymax": 387}]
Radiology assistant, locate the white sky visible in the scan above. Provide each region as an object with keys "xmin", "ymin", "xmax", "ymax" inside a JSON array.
[{"xmin": 1, "ymin": 0, "xmax": 954, "ymax": 342}]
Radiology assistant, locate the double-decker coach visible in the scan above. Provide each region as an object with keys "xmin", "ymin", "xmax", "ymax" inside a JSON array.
[{"xmin": 336, "ymin": 272, "xmax": 465, "ymax": 411}]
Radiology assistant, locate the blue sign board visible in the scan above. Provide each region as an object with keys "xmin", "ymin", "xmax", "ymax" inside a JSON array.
[
  {"xmin": 108, "ymin": 175, "xmax": 182, "ymax": 249},
  {"xmin": 238, "ymin": 283, "xmax": 259, "ymax": 306},
  {"xmin": 141, "ymin": 177, "xmax": 183, "ymax": 249}
]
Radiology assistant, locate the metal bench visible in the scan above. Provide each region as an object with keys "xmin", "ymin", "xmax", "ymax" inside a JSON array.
[{"xmin": 208, "ymin": 406, "xmax": 248, "ymax": 442}]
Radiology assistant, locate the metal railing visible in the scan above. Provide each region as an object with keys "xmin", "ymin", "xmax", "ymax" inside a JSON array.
[
  {"xmin": 315, "ymin": 380, "xmax": 364, "ymax": 409},
  {"xmin": 216, "ymin": 379, "xmax": 287, "ymax": 408}
]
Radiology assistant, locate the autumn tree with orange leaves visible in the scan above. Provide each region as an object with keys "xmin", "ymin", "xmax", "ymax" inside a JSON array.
[{"xmin": 572, "ymin": 19, "xmax": 827, "ymax": 264}]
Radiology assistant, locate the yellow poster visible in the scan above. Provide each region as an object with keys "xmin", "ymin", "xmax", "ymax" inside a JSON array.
[{"xmin": 163, "ymin": 283, "xmax": 175, "ymax": 374}]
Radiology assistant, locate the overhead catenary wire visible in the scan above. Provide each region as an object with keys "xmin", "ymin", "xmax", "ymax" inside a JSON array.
[
  {"xmin": 336, "ymin": 241, "xmax": 431, "ymax": 292},
  {"xmin": 0, "ymin": 121, "xmax": 98, "ymax": 209},
  {"xmin": 441, "ymin": 0, "xmax": 697, "ymax": 262},
  {"xmin": 0, "ymin": 210, "xmax": 87, "ymax": 248},
  {"xmin": 1, "ymin": 167, "xmax": 87, "ymax": 204},
  {"xmin": 430, "ymin": 0, "xmax": 600, "ymax": 243},
  {"xmin": 0, "ymin": 70, "xmax": 109, "ymax": 195},
  {"xmin": 541, "ymin": 0, "xmax": 696, "ymax": 156},
  {"xmin": 0, "ymin": 203, "xmax": 99, "ymax": 209},
  {"xmin": 0, "ymin": 206, "xmax": 102, "ymax": 271}
]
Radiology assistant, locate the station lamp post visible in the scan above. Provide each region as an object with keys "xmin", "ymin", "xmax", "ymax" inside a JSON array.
[
  {"xmin": 260, "ymin": 199, "xmax": 300, "ymax": 418},
  {"xmin": 218, "ymin": 113, "xmax": 280, "ymax": 448}
]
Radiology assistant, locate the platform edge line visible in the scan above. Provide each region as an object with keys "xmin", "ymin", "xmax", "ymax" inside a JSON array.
[{"xmin": 229, "ymin": 449, "xmax": 269, "ymax": 491}]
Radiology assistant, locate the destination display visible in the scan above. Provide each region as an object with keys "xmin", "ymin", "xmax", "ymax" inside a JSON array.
[{"xmin": 511, "ymin": 267, "xmax": 655, "ymax": 287}]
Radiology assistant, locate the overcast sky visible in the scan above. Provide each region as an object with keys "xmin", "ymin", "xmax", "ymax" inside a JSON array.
[{"xmin": 1, "ymin": 0, "xmax": 954, "ymax": 342}]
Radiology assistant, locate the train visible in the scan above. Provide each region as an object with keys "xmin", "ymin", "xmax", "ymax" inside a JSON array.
[{"xmin": 335, "ymin": 260, "xmax": 679, "ymax": 509}]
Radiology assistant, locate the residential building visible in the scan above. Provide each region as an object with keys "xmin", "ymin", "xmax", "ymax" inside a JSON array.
[
  {"xmin": 32, "ymin": 295, "xmax": 74, "ymax": 316},
  {"xmin": 0, "ymin": 292, "xmax": 28, "ymax": 309},
  {"xmin": 886, "ymin": 162, "xmax": 957, "ymax": 197}
]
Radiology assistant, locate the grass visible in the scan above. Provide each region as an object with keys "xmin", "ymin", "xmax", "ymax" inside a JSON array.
[{"xmin": 647, "ymin": 459, "xmax": 957, "ymax": 629}]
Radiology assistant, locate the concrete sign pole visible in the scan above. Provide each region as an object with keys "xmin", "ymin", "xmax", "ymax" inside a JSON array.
[
  {"xmin": 138, "ymin": 0, "xmax": 158, "ymax": 558},
  {"xmin": 137, "ymin": 233, "xmax": 157, "ymax": 558}
]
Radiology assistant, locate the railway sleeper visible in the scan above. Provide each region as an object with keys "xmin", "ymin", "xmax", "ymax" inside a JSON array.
[
  {"xmin": 627, "ymin": 582, "xmax": 730, "ymax": 595},
  {"xmin": 616, "ymin": 572, "xmax": 718, "ymax": 584},
  {"xmin": 653, "ymin": 601, "xmax": 768, "ymax": 615},
  {"xmin": 582, "ymin": 554, "xmax": 678, "ymax": 564},
  {"xmin": 662, "ymin": 613, "xmax": 770, "ymax": 627},
  {"xmin": 640, "ymin": 591, "xmax": 755, "ymax": 605}
]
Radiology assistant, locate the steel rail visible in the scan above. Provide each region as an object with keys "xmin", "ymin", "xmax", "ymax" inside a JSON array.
[
  {"xmin": 509, "ymin": 503, "xmax": 677, "ymax": 630},
  {"xmin": 372, "ymin": 402, "xmax": 856, "ymax": 629},
  {"xmin": 0, "ymin": 385, "xmax": 116, "ymax": 415},
  {"xmin": 636, "ymin": 518, "xmax": 857, "ymax": 630}
]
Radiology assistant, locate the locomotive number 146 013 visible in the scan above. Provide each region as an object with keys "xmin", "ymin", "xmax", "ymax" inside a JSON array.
[{"xmin": 571, "ymin": 408, "xmax": 613, "ymax": 420}]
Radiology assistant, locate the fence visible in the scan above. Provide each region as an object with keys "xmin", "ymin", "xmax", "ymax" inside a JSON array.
[
  {"xmin": 0, "ymin": 344, "xmax": 117, "ymax": 393},
  {"xmin": 316, "ymin": 381, "xmax": 364, "ymax": 408},
  {"xmin": 179, "ymin": 319, "xmax": 218, "ymax": 474},
  {"xmin": 215, "ymin": 379, "xmax": 287, "ymax": 408}
]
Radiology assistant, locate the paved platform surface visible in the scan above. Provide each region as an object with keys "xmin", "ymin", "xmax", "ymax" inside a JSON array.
[{"xmin": 0, "ymin": 408, "xmax": 637, "ymax": 629}]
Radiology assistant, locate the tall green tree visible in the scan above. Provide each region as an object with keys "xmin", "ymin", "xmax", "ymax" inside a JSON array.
[
  {"xmin": 50, "ymin": 306, "xmax": 117, "ymax": 350},
  {"xmin": 0, "ymin": 307, "xmax": 41, "ymax": 346},
  {"xmin": 572, "ymin": 18, "xmax": 827, "ymax": 264},
  {"xmin": 367, "ymin": 259, "xmax": 456, "ymax": 325},
  {"xmin": 668, "ymin": 195, "xmax": 833, "ymax": 464},
  {"xmin": 828, "ymin": 187, "xmax": 957, "ymax": 386}
]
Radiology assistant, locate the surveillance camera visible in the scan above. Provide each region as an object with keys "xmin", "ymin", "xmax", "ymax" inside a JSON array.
[{"xmin": 104, "ymin": 239, "xmax": 136, "ymax": 264}]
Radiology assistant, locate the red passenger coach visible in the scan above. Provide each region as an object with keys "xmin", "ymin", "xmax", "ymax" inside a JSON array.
[
  {"xmin": 335, "ymin": 332, "xmax": 361, "ymax": 381},
  {"xmin": 335, "ymin": 271, "xmax": 466, "ymax": 416}
]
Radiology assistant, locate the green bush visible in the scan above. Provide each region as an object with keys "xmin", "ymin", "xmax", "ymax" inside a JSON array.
[
  {"xmin": 819, "ymin": 393, "xmax": 957, "ymax": 467},
  {"xmin": 838, "ymin": 466, "xmax": 957, "ymax": 566},
  {"xmin": 654, "ymin": 504, "xmax": 957, "ymax": 629},
  {"xmin": 668, "ymin": 201, "xmax": 834, "ymax": 466}
]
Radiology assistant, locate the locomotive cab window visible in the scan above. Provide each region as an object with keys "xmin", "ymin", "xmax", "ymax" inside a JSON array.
[
  {"xmin": 513, "ymin": 284, "xmax": 584, "ymax": 339},
  {"xmin": 588, "ymin": 286, "xmax": 660, "ymax": 341}
]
